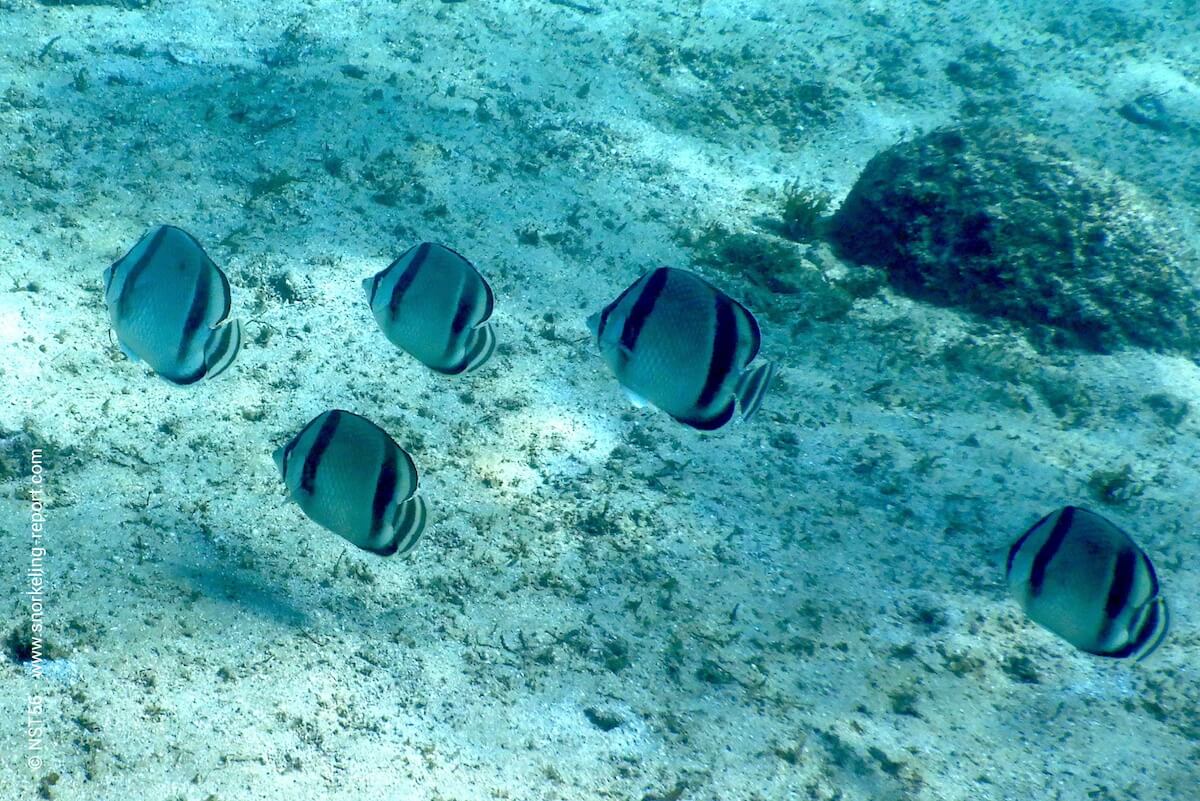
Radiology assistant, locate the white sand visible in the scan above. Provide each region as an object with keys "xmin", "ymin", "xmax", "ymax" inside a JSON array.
[{"xmin": 1, "ymin": 1, "xmax": 1197, "ymax": 799}]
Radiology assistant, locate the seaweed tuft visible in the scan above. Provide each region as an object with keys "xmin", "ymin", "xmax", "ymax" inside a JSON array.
[{"xmin": 777, "ymin": 182, "xmax": 831, "ymax": 242}]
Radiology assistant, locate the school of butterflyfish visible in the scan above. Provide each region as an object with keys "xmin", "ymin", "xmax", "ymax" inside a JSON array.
[{"xmin": 102, "ymin": 225, "xmax": 1171, "ymax": 662}]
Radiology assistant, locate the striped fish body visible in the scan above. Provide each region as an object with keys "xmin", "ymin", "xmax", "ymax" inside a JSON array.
[
  {"xmin": 588, "ymin": 267, "xmax": 775, "ymax": 430},
  {"xmin": 274, "ymin": 410, "xmax": 427, "ymax": 556},
  {"xmin": 103, "ymin": 225, "xmax": 243, "ymax": 385},
  {"xmin": 363, "ymin": 242, "xmax": 496, "ymax": 374},
  {"xmin": 1006, "ymin": 505, "xmax": 1169, "ymax": 660}
]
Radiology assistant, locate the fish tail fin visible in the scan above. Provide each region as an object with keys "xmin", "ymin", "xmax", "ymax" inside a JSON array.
[
  {"xmin": 388, "ymin": 495, "xmax": 428, "ymax": 556},
  {"xmin": 461, "ymin": 323, "xmax": 496, "ymax": 374},
  {"xmin": 1134, "ymin": 597, "xmax": 1170, "ymax": 662},
  {"xmin": 203, "ymin": 318, "xmax": 243, "ymax": 380},
  {"xmin": 735, "ymin": 361, "xmax": 776, "ymax": 421}
]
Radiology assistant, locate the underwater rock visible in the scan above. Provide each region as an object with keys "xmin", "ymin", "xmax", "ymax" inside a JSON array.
[
  {"xmin": 827, "ymin": 125, "xmax": 1200, "ymax": 353},
  {"xmin": 583, "ymin": 707, "xmax": 623, "ymax": 732},
  {"xmin": 1117, "ymin": 89, "xmax": 1200, "ymax": 140}
]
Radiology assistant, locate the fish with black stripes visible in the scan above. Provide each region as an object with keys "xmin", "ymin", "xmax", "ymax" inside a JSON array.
[
  {"xmin": 586, "ymin": 267, "xmax": 776, "ymax": 430},
  {"xmin": 274, "ymin": 410, "xmax": 427, "ymax": 556},
  {"xmin": 1006, "ymin": 505, "xmax": 1169, "ymax": 660},
  {"xmin": 103, "ymin": 225, "xmax": 243, "ymax": 385},
  {"xmin": 363, "ymin": 242, "xmax": 496, "ymax": 374}
]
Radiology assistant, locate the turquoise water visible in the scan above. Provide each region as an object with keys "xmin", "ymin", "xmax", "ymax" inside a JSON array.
[{"xmin": 2, "ymin": 2, "xmax": 1198, "ymax": 799}]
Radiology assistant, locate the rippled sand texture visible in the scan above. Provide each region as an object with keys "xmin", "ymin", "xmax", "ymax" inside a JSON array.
[{"xmin": 1, "ymin": 1, "xmax": 1197, "ymax": 799}]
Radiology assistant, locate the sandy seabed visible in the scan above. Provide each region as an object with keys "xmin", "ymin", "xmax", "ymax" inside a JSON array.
[{"xmin": 1, "ymin": 1, "xmax": 1198, "ymax": 799}]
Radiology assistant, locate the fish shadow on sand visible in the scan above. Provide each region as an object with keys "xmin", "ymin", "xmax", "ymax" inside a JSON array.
[{"xmin": 170, "ymin": 555, "xmax": 310, "ymax": 629}]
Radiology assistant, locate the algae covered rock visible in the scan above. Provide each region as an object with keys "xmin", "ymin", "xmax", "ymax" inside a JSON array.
[{"xmin": 828, "ymin": 125, "xmax": 1200, "ymax": 353}]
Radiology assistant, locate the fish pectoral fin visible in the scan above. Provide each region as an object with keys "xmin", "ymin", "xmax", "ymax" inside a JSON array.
[
  {"xmin": 620, "ymin": 386, "xmax": 650, "ymax": 409},
  {"xmin": 271, "ymin": 445, "xmax": 287, "ymax": 475},
  {"xmin": 735, "ymin": 361, "xmax": 776, "ymax": 421},
  {"xmin": 117, "ymin": 340, "xmax": 141, "ymax": 363}
]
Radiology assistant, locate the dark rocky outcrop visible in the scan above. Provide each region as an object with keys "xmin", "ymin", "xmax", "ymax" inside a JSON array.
[{"xmin": 828, "ymin": 125, "xmax": 1200, "ymax": 353}]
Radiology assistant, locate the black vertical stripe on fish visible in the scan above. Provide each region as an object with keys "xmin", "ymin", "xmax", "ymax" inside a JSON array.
[
  {"xmin": 479, "ymin": 271, "xmax": 495, "ymax": 321},
  {"xmin": 696, "ymin": 293, "xmax": 738, "ymax": 410},
  {"xmin": 117, "ymin": 225, "xmax": 169, "ymax": 319},
  {"xmin": 372, "ymin": 540, "xmax": 399, "ymax": 557},
  {"xmin": 1007, "ymin": 510, "xmax": 1053, "ymax": 575},
  {"xmin": 740, "ymin": 299, "xmax": 763, "ymax": 364},
  {"xmin": 597, "ymin": 269, "xmax": 653, "ymax": 337},
  {"xmin": 171, "ymin": 365, "xmax": 208, "ymax": 386},
  {"xmin": 1104, "ymin": 547, "xmax": 1137, "ymax": 620},
  {"xmin": 441, "ymin": 244, "xmax": 493, "ymax": 319},
  {"xmin": 619, "ymin": 267, "xmax": 669, "ymax": 353},
  {"xmin": 387, "ymin": 243, "xmax": 430, "ymax": 317},
  {"xmin": 673, "ymin": 400, "xmax": 735, "ymax": 431},
  {"xmin": 368, "ymin": 273, "xmax": 384, "ymax": 305},
  {"xmin": 449, "ymin": 287, "xmax": 475, "ymax": 336},
  {"xmin": 596, "ymin": 303, "xmax": 613, "ymax": 338},
  {"xmin": 597, "ymin": 275, "xmax": 643, "ymax": 338},
  {"xmin": 1028, "ymin": 506, "xmax": 1075, "ymax": 595},
  {"xmin": 371, "ymin": 448, "xmax": 399, "ymax": 539},
  {"xmin": 1140, "ymin": 552, "xmax": 1160, "ymax": 597},
  {"xmin": 214, "ymin": 253, "xmax": 232, "ymax": 322},
  {"xmin": 177, "ymin": 264, "xmax": 212, "ymax": 362},
  {"xmin": 300, "ymin": 411, "xmax": 341, "ymax": 496}
]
